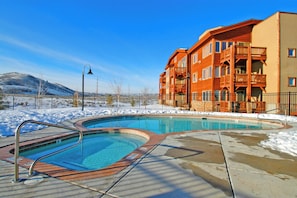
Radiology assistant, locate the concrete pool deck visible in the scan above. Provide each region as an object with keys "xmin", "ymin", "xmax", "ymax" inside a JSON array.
[{"xmin": 0, "ymin": 117, "xmax": 297, "ymax": 197}]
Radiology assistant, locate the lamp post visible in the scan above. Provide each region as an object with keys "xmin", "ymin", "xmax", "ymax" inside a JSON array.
[{"xmin": 82, "ymin": 64, "xmax": 93, "ymax": 111}]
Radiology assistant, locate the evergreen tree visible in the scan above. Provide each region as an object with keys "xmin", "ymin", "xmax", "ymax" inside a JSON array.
[
  {"xmin": 107, "ymin": 94, "xmax": 113, "ymax": 107},
  {"xmin": 130, "ymin": 97, "xmax": 135, "ymax": 107}
]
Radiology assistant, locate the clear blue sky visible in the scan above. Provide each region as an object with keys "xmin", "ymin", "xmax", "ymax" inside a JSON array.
[{"xmin": 0, "ymin": 0, "xmax": 296, "ymax": 93}]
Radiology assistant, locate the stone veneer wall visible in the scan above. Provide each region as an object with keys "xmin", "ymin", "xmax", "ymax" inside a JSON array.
[{"xmin": 191, "ymin": 101, "xmax": 214, "ymax": 111}]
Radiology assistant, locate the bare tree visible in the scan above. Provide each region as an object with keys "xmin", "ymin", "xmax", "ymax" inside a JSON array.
[
  {"xmin": 37, "ymin": 79, "xmax": 47, "ymax": 96},
  {"xmin": 110, "ymin": 80, "xmax": 122, "ymax": 108},
  {"xmin": 36, "ymin": 77, "xmax": 48, "ymax": 109},
  {"xmin": 141, "ymin": 87, "xmax": 149, "ymax": 109}
]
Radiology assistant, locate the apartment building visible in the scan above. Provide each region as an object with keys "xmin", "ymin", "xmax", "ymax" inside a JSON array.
[
  {"xmin": 159, "ymin": 11, "xmax": 297, "ymax": 113},
  {"xmin": 159, "ymin": 48, "xmax": 188, "ymax": 107},
  {"xmin": 252, "ymin": 12, "xmax": 297, "ymax": 113}
]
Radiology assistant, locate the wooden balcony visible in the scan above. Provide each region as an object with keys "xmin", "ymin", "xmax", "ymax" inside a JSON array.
[
  {"xmin": 175, "ymin": 84, "xmax": 186, "ymax": 94},
  {"xmin": 219, "ymin": 101, "xmax": 266, "ymax": 113},
  {"xmin": 220, "ymin": 74, "xmax": 266, "ymax": 88},
  {"xmin": 251, "ymin": 47, "xmax": 267, "ymax": 60},
  {"xmin": 220, "ymin": 75, "xmax": 230, "ymax": 88},
  {"xmin": 220, "ymin": 46, "xmax": 266, "ymax": 63},
  {"xmin": 175, "ymin": 67, "xmax": 187, "ymax": 79},
  {"xmin": 251, "ymin": 74, "xmax": 266, "ymax": 86}
]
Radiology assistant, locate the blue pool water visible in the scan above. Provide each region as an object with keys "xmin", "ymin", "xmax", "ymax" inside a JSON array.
[
  {"xmin": 20, "ymin": 116, "xmax": 275, "ymax": 172},
  {"xmin": 20, "ymin": 133, "xmax": 146, "ymax": 171},
  {"xmin": 84, "ymin": 116, "xmax": 274, "ymax": 134}
]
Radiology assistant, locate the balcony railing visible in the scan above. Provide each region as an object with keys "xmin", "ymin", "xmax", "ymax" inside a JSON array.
[
  {"xmin": 175, "ymin": 84, "xmax": 186, "ymax": 94},
  {"xmin": 220, "ymin": 75, "xmax": 230, "ymax": 88},
  {"xmin": 220, "ymin": 74, "xmax": 266, "ymax": 88},
  {"xmin": 175, "ymin": 67, "xmax": 187, "ymax": 79},
  {"xmin": 219, "ymin": 101, "xmax": 266, "ymax": 113},
  {"xmin": 220, "ymin": 46, "xmax": 266, "ymax": 62},
  {"xmin": 251, "ymin": 74, "xmax": 266, "ymax": 86}
]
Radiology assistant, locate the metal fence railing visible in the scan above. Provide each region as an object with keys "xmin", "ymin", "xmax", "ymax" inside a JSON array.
[
  {"xmin": 1, "ymin": 93, "xmax": 159, "ymax": 110},
  {"xmin": 159, "ymin": 92, "xmax": 297, "ymax": 116},
  {"xmin": 2, "ymin": 92, "xmax": 297, "ymax": 116}
]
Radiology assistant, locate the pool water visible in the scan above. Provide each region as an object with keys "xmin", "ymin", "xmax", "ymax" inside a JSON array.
[
  {"xmin": 84, "ymin": 116, "xmax": 274, "ymax": 134},
  {"xmin": 20, "ymin": 133, "xmax": 146, "ymax": 171}
]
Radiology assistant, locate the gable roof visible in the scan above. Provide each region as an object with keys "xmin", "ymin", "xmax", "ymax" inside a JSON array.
[
  {"xmin": 165, "ymin": 48, "xmax": 187, "ymax": 68},
  {"xmin": 188, "ymin": 19, "xmax": 262, "ymax": 53}
]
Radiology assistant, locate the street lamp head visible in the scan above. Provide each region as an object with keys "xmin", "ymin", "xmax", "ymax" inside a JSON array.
[{"xmin": 87, "ymin": 68, "xmax": 93, "ymax": 75}]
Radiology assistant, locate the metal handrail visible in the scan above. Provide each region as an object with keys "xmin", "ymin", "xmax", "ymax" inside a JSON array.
[{"xmin": 13, "ymin": 120, "xmax": 83, "ymax": 183}]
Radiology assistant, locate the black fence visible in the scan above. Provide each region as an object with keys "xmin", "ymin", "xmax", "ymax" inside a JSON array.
[
  {"xmin": 160, "ymin": 92, "xmax": 297, "ymax": 115},
  {"xmin": 263, "ymin": 92, "xmax": 297, "ymax": 115}
]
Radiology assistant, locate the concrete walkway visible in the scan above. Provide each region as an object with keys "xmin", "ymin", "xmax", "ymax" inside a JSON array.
[{"xmin": 1, "ymin": 120, "xmax": 297, "ymax": 198}]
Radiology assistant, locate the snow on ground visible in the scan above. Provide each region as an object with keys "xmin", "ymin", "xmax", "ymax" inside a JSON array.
[
  {"xmin": 0, "ymin": 105, "xmax": 297, "ymax": 157},
  {"xmin": 0, "ymin": 105, "xmax": 179, "ymax": 137}
]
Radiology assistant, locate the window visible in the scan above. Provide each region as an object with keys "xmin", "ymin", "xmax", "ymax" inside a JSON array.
[
  {"xmin": 221, "ymin": 90, "xmax": 228, "ymax": 101},
  {"xmin": 214, "ymin": 90, "xmax": 220, "ymax": 101},
  {"xmin": 222, "ymin": 42, "xmax": 227, "ymax": 50},
  {"xmin": 192, "ymin": 92, "xmax": 197, "ymax": 101},
  {"xmin": 215, "ymin": 41, "xmax": 220, "ymax": 53},
  {"xmin": 288, "ymin": 77, "xmax": 296, "ymax": 87},
  {"xmin": 202, "ymin": 69, "xmax": 206, "ymax": 80},
  {"xmin": 202, "ymin": 91, "xmax": 211, "ymax": 101},
  {"xmin": 192, "ymin": 72, "xmax": 198, "ymax": 83},
  {"xmin": 202, "ymin": 42, "xmax": 212, "ymax": 58},
  {"xmin": 192, "ymin": 53, "xmax": 198, "ymax": 64},
  {"xmin": 178, "ymin": 57, "xmax": 187, "ymax": 67},
  {"xmin": 288, "ymin": 48, "xmax": 296, "ymax": 58},
  {"xmin": 215, "ymin": 66, "xmax": 220, "ymax": 77},
  {"xmin": 202, "ymin": 66, "xmax": 212, "ymax": 80}
]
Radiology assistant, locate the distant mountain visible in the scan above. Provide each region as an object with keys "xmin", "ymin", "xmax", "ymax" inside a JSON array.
[{"xmin": 0, "ymin": 72, "xmax": 76, "ymax": 96}]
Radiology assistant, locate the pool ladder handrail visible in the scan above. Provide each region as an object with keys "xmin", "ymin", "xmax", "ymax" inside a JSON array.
[{"xmin": 13, "ymin": 120, "xmax": 83, "ymax": 183}]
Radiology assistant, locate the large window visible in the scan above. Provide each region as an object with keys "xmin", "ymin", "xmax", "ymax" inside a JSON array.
[
  {"xmin": 218, "ymin": 41, "xmax": 234, "ymax": 52},
  {"xmin": 202, "ymin": 66, "xmax": 212, "ymax": 80},
  {"xmin": 202, "ymin": 42, "xmax": 212, "ymax": 58},
  {"xmin": 202, "ymin": 91, "xmax": 211, "ymax": 101}
]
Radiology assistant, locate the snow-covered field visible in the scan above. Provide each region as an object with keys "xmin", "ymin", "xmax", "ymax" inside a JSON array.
[{"xmin": 0, "ymin": 104, "xmax": 297, "ymax": 157}]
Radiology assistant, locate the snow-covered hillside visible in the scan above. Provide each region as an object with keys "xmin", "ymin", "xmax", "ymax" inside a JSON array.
[{"xmin": 0, "ymin": 72, "xmax": 75, "ymax": 96}]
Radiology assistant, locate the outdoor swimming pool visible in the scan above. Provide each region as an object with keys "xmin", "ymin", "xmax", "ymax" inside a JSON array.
[
  {"xmin": 83, "ymin": 115, "xmax": 276, "ymax": 134},
  {"xmin": 20, "ymin": 132, "xmax": 146, "ymax": 171},
  {"xmin": 18, "ymin": 115, "xmax": 279, "ymax": 173}
]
